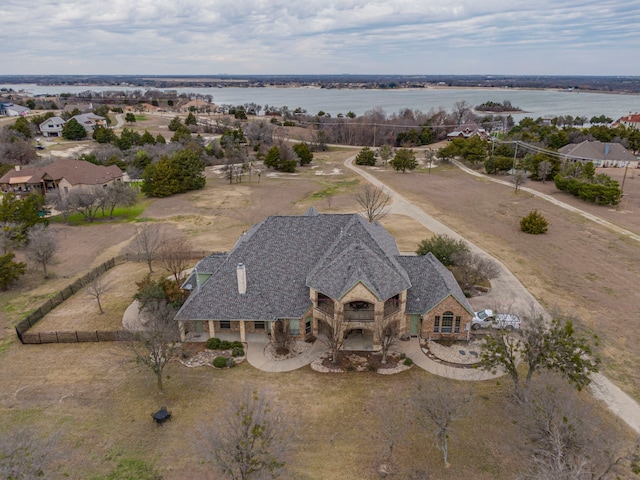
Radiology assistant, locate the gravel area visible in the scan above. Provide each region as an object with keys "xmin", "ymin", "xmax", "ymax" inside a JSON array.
[{"xmin": 422, "ymin": 338, "xmax": 484, "ymax": 365}]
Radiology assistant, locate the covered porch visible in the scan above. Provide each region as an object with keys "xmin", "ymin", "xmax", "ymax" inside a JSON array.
[{"xmin": 180, "ymin": 319, "xmax": 272, "ymax": 343}]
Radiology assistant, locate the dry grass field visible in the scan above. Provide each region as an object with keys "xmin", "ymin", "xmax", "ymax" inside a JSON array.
[
  {"xmin": 1, "ymin": 141, "xmax": 639, "ymax": 478},
  {"xmin": 366, "ymin": 162, "xmax": 640, "ymax": 398}
]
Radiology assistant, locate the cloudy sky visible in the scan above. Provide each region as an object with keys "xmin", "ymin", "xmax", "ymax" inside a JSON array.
[{"xmin": 2, "ymin": 0, "xmax": 639, "ymax": 76}]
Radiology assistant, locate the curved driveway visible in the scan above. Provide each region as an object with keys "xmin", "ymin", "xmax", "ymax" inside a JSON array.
[{"xmin": 345, "ymin": 155, "xmax": 640, "ymax": 434}]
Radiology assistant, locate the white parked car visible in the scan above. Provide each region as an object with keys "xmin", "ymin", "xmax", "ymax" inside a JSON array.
[{"xmin": 471, "ymin": 309, "xmax": 521, "ymax": 331}]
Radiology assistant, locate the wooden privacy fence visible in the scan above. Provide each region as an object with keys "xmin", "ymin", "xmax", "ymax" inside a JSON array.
[
  {"xmin": 15, "ymin": 251, "xmax": 211, "ymax": 345},
  {"xmin": 15, "ymin": 257, "xmax": 120, "ymax": 344},
  {"xmin": 20, "ymin": 330, "xmax": 134, "ymax": 344}
]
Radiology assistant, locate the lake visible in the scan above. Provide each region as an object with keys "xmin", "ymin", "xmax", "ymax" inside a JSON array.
[{"xmin": 3, "ymin": 83, "xmax": 640, "ymax": 122}]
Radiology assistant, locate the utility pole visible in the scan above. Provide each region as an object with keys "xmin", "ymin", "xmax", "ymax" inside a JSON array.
[{"xmin": 617, "ymin": 163, "xmax": 629, "ymax": 211}]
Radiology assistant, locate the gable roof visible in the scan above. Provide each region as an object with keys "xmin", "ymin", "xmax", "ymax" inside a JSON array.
[
  {"xmin": 0, "ymin": 159, "xmax": 123, "ymax": 187},
  {"xmin": 71, "ymin": 113, "xmax": 105, "ymax": 127},
  {"xmin": 397, "ymin": 253, "xmax": 473, "ymax": 315},
  {"xmin": 39, "ymin": 116, "xmax": 66, "ymax": 131},
  {"xmin": 176, "ymin": 212, "xmax": 470, "ymax": 322},
  {"xmin": 558, "ymin": 140, "xmax": 637, "ymax": 163}
]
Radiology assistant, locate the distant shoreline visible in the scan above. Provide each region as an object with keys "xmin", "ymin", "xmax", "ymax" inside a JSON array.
[{"xmin": 3, "ymin": 82, "xmax": 640, "ymax": 98}]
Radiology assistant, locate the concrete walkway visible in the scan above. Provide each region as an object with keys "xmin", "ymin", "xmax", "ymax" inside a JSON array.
[
  {"xmin": 394, "ymin": 338, "xmax": 502, "ymax": 381},
  {"xmin": 245, "ymin": 336, "xmax": 328, "ymax": 373}
]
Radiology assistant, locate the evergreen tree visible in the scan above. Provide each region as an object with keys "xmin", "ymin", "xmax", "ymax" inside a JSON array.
[
  {"xmin": 185, "ymin": 112, "xmax": 197, "ymax": 126},
  {"xmin": 355, "ymin": 146, "xmax": 376, "ymax": 166},
  {"xmin": 390, "ymin": 148, "xmax": 417, "ymax": 173},
  {"xmin": 168, "ymin": 116, "xmax": 182, "ymax": 131},
  {"xmin": 0, "ymin": 252, "xmax": 26, "ymax": 290},
  {"xmin": 62, "ymin": 118, "xmax": 87, "ymax": 140},
  {"xmin": 293, "ymin": 142, "xmax": 313, "ymax": 165},
  {"xmin": 264, "ymin": 146, "xmax": 281, "ymax": 169}
]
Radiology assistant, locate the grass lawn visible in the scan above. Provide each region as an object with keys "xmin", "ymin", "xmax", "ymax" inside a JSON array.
[{"xmin": 1, "ymin": 145, "xmax": 639, "ymax": 478}]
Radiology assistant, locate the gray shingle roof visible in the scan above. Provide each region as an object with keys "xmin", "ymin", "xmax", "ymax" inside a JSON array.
[
  {"xmin": 396, "ymin": 253, "xmax": 473, "ymax": 315},
  {"xmin": 181, "ymin": 253, "xmax": 228, "ymax": 291},
  {"xmin": 558, "ymin": 140, "xmax": 637, "ymax": 162},
  {"xmin": 175, "ymin": 213, "xmax": 467, "ymax": 321}
]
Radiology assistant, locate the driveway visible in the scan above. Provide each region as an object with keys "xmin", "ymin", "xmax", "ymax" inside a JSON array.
[{"xmin": 344, "ymin": 155, "xmax": 640, "ymax": 435}]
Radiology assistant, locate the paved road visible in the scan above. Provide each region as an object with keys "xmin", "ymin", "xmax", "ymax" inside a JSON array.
[{"xmin": 345, "ymin": 155, "xmax": 640, "ymax": 435}]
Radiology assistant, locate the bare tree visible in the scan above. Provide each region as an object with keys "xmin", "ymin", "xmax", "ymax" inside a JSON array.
[
  {"xmin": 158, "ymin": 236, "xmax": 191, "ymax": 284},
  {"xmin": 370, "ymin": 394, "xmax": 411, "ymax": 476},
  {"xmin": 133, "ymin": 222, "xmax": 164, "ymax": 273},
  {"xmin": 85, "ymin": 275, "xmax": 111, "ymax": 314},
  {"xmin": 26, "ymin": 224, "xmax": 57, "ymax": 279},
  {"xmin": 319, "ymin": 317, "xmax": 345, "ymax": 364},
  {"xmin": 198, "ymin": 386, "xmax": 296, "ymax": 480},
  {"xmin": 413, "ymin": 379, "xmax": 473, "ymax": 468},
  {"xmin": 0, "ymin": 427, "xmax": 59, "ymax": 479},
  {"xmin": 512, "ymin": 170, "xmax": 527, "ymax": 193},
  {"xmin": 102, "ymin": 182, "xmax": 138, "ymax": 219},
  {"xmin": 451, "ymin": 250, "xmax": 500, "ymax": 292},
  {"xmin": 376, "ymin": 317, "xmax": 399, "ymax": 364},
  {"xmin": 518, "ymin": 375, "xmax": 640, "ymax": 480},
  {"xmin": 537, "ymin": 160, "xmax": 553, "ymax": 183},
  {"xmin": 68, "ymin": 189, "xmax": 102, "ymax": 222},
  {"xmin": 355, "ymin": 184, "xmax": 391, "ymax": 223},
  {"xmin": 271, "ymin": 319, "xmax": 293, "ymax": 355},
  {"xmin": 378, "ymin": 144, "xmax": 394, "ymax": 168},
  {"xmin": 424, "ymin": 148, "xmax": 437, "ymax": 174},
  {"xmin": 128, "ymin": 299, "xmax": 180, "ymax": 392},
  {"xmin": 45, "ymin": 191, "xmax": 73, "ymax": 222}
]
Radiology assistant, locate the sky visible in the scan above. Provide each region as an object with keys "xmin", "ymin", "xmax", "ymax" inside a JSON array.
[{"xmin": 2, "ymin": 0, "xmax": 640, "ymax": 76}]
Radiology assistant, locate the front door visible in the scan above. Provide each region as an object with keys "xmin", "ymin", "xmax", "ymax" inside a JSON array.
[{"xmin": 410, "ymin": 315, "xmax": 420, "ymax": 336}]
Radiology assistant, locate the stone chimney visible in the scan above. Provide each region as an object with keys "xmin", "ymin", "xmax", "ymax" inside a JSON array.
[{"xmin": 236, "ymin": 263, "xmax": 247, "ymax": 294}]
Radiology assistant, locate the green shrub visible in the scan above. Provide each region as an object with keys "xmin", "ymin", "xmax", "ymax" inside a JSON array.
[
  {"xmin": 404, "ymin": 358, "xmax": 414, "ymax": 366},
  {"xmin": 415, "ymin": 234, "xmax": 469, "ymax": 266},
  {"xmin": 232, "ymin": 347, "xmax": 245, "ymax": 357},
  {"xmin": 231, "ymin": 341, "xmax": 243, "ymax": 349},
  {"xmin": 520, "ymin": 209, "xmax": 549, "ymax": 234},
  {"xmin": 399, "ymin": 352, "xmax": 406, "ymax": 360},
  {"xmin": 219, "ymin": 340, "xmax": 231, "ymax": 350},
  {"xmin": 205, "ymin": 337, "xmax": 221, "ymax": 350},
  {"xmin": 213, "ymin": 356, "xmax": 228, "ymax": 368},
  {"xmin": 354, "ymin": 146, "xmax": 376, "ymax": 166}
]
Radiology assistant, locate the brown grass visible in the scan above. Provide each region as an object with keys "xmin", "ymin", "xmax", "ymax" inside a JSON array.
[
  {"xmin": 366, "ymin": 162, "xmax": 640, "ymax": 398},
  {"xmin": 1, "ymin": 147, "xmax": 639, "ymax": 478}
]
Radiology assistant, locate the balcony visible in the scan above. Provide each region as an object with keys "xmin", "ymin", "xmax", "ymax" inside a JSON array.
[
  {"xmin": 316, "ymin": 298, "xmax": 334, "ymax": 317},
  {"xmin": 344, "ymin": 301, "xmax": 374, "ymax": 323}
]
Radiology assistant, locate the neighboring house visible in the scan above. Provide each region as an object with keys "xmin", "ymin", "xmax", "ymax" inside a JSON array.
[
  {"xmin": 558, "ymin": 140, "xmax": 638, "ymax": 168},
  {"xmin": 0, "ymin": 102, "xmax": 30, "ymax": 117},
  {"xmin": 446, "ymin": 122, "xmax": 489, "ymax": 141},
  {"xmin": 39, "ymin": 116, "xmax": 66, "ymax": 137},
  {"xmin": 71, "ymin": 113, "xmax": 106, "ymax": 135},
  {"xmin": 176, "ymin": 208, "xmax": 474, "ymax": 348},
  {"xmin": 612, "ymin": 112, "xmax": 640, "ymax": 130},
  {"xmin": 0, "ymin": 159, "xmax": 123, "ymax": 197}
]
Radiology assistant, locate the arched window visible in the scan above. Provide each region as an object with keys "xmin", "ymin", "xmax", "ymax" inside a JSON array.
[{"xmin": 441, "ymin": 311, "xmax": 454, "ymax": 333}]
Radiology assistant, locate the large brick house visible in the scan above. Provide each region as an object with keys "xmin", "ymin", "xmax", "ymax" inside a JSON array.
[{"xmin": 175, "ymin": 209, "xmax": 473, "ymax": 349}]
